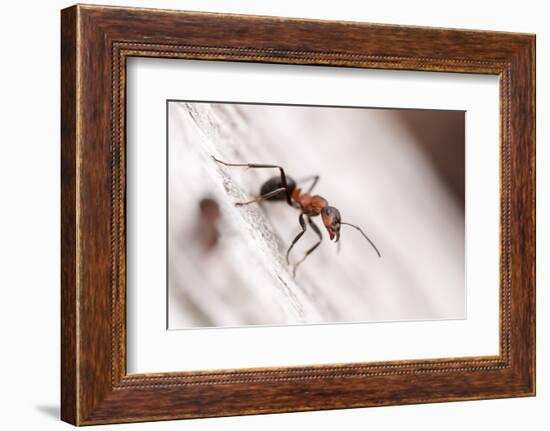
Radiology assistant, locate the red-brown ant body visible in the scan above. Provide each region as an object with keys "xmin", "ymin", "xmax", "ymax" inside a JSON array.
[{"xmin": 212, "ymin": 155, "xmax": 380, "ymax": 276}]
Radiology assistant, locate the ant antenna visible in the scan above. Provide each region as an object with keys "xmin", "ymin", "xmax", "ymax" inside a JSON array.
[{"xmin": 341, "ymin": 222, "xmax": 381, "ymax": 258}]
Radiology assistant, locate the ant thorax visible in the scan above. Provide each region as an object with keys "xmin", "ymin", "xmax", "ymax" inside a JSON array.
[{"xmin": 292, "ymin": 188, "xmax": 328, "ymax": 216}]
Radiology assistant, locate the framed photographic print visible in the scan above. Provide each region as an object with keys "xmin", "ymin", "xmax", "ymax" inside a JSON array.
[{"xmin": 61, "ymin": 4, "xmax": 535, "ymax": 425}]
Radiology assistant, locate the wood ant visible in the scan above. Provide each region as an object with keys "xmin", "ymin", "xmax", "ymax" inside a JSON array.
[{"xmin": 212, "ymin": 155, "xmax": 381, "ymax": 276}]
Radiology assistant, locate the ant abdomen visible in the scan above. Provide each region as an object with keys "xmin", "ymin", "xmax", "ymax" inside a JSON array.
[{"xmin": 260, "ymin": 175, "xmax": 296, "ymax": 202}]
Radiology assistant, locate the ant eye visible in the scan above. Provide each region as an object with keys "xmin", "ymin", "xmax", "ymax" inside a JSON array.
[{"xmin": 322, "ymin": 206, "xmax": 341, "ymax": 222}]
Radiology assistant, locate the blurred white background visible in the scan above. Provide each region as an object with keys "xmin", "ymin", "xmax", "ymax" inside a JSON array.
[{"xmin": 0, "ymin": 0, "xmax": 546, "ymax": 430}]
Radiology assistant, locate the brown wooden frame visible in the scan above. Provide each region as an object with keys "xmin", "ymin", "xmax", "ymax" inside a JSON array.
[{"xmin": 61, "ymin": 4, "xmax": 535, "ymax": 426}]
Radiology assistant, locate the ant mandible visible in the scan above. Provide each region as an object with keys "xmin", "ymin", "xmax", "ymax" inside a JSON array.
[{"xmin": 212, "ymin": 155, "xmax": 381, "ymax": 276}]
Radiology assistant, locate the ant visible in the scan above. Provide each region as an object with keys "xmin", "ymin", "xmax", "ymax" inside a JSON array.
[{"xmin": 212, "ymin": 155, "xmax": 381, "ymax": 276}]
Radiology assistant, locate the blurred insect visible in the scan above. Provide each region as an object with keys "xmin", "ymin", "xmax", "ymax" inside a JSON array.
[
  {"xmin": 212, "ymin": 156, "xmax": 381, "ymax": 276},
  {"xmin": 196, "ymin": 197, "xmax": 221, "ymax": 253}
]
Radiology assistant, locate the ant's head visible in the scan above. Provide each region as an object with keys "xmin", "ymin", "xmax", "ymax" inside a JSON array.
[
  {"xmin": 321, "ymin": 206, "xmax": 382, "ymax": 258},
  {"xmin": 321, "ymin": 206, "xmax": 341, "ymax": 242}
]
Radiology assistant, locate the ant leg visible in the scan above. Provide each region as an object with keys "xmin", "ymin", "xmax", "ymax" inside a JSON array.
[
  {"xmin": 292, "ymin": 217, "xmax": 323, "ymax": 277},
  {"xmin": 286, "ymin": 213, "xmax": 307, "ymax": 265},
  {"xmin": 211, "ymin": 156, "xmax": 293, "ymax": 206},
  {"xmin": 235, "ymin": 187, "xmax": 287, "ymax": 206},
  {"xmin": 296, "ymin": 175, "xmax": 320, "ymax": 194}
]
